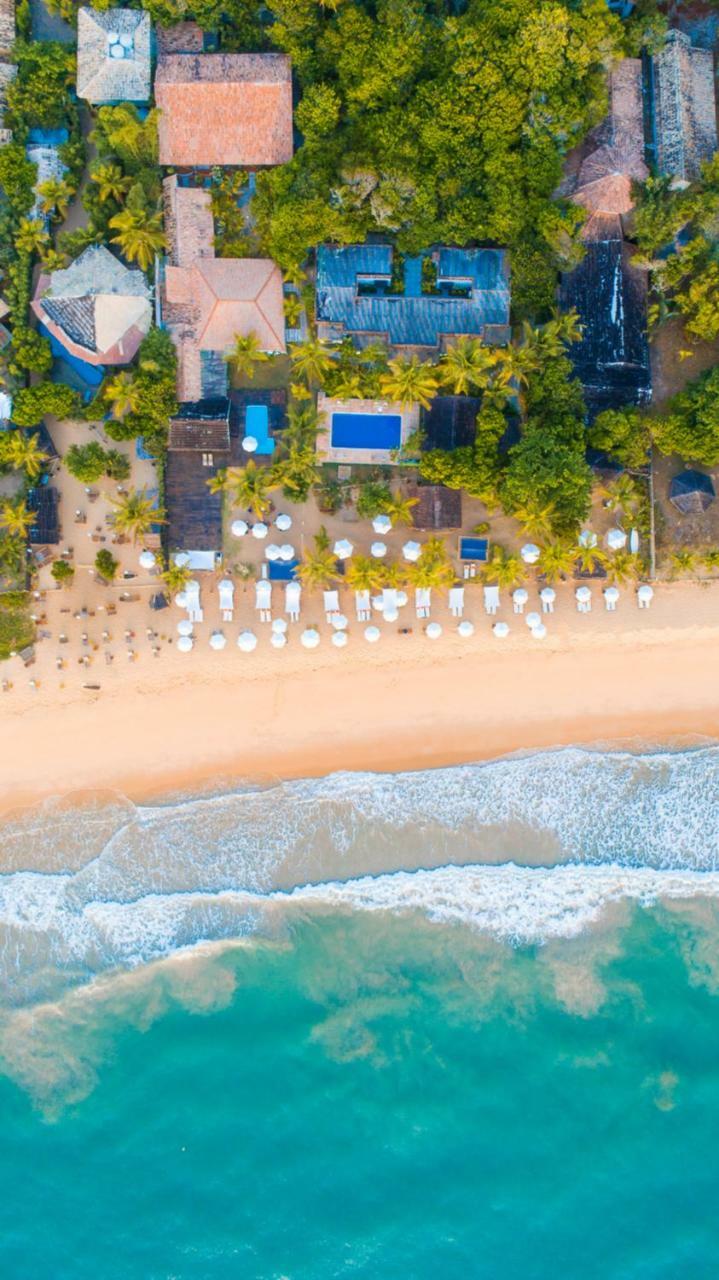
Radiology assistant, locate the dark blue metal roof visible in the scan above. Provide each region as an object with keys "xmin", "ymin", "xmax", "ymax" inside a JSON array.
[{"xmin": 316, "ymin": 245, "xmax": 510, "ymax": 348}]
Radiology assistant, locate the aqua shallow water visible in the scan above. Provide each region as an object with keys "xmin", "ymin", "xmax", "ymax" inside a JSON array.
[{"xmin": 2, "ymin": 747, "xmax": 719, "ymax": 1277}]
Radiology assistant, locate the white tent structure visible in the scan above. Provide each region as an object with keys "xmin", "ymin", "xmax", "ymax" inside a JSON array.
[
  {"xmin": 531, "ymin": 624, "xmax": 547, "ymax": 640},
  {"xmin": 579, "ymin": 529, "xmax": 597, "ymax": 548},
  {"xmin": 265, "ymin": 544, "xmax": 281, "ymax": 562},
  {"xmin": 271, "ymin": 618, "xmax": 288, "ymax": 634},
  {"xmin": 331, "ymin": 614, "xmax": 348, "ymax": 631},
  {"xmin": 279, "ymin": 544, "xmax": 295, "ymax": 562},
  {"xmin": 242, "ymin": 435, "xmax": 258, "ymax": 453}
]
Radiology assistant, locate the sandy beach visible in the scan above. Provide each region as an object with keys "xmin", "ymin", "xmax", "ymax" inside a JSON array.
[{"xmin": 1, "ymin": 575, "xmax": 719, "ymax": 818}]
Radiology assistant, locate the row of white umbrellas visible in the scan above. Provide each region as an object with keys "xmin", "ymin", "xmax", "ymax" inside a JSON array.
[
  {"xmin": 231, "ymin": 513, "xmax": 293, "ymax": 539},
  {"xmin": 175, "ymin": 619, "xmax": 481, "ymax": 652}
]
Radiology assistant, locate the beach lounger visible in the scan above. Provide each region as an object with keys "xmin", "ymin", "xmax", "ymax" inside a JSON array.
[
  {"xmin": 218, "ymin": 578, "xmax": 234, "ymax": 623},
  {"xmin": 323, "ymin": 590, "xmax": 340, "ymax": 623},
  {"xmin": 285, "ymin": 580, "xmax": 301, "ymax": 623},
  {"xmin": 255, "ymin": 579, "xmax": 272, "ymax": 623},
  {"xmin": 185, "ymin": 579, "xmax": 203, "ymax": 623},
  {"xmin": 603, "ymin": 587, "xmax": 619, "ymax": 612},
  {"xmin": 449, "ymin": 587, "xmax": 464, "ymax": 618},
  {"xmin": 415, "ymin": 588, "xmax": 431, "ymax": 620},
  {"xmin": 512, "ymin": 589, "xmax": 528, "ymax": 615},
  {"xmin": 463, "ymin": 563, "xmax": 477, "ymax": 579},
  {"xmin": 540, "ymin": 587, "xmax": 555, "ymax": 614},
  {"xmin": 355, "ymin": 590, "xmax": 371, "ymax": 622},
  {"xmin": 483, "ymin": 585, "xmax": 499, "ymax": 616}
]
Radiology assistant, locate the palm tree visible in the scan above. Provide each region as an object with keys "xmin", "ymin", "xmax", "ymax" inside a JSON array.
[
  {"xmin": 0, "ymin": 498, "xmax": 33, "ymax": 538},
  {"xmin": 206, "ymin": 469, "xmax": 228, "ymax": 496},
  {"xmin": 289, "ymin": 337, "xmax": 334, "ymax": 386},
  {"xmin": 37, "ymin": 177, "xmax": 73, "ymax": 221},
  {"xmin": 345, "ymin": 555, "xmax": 386, "ymax": 592},
  {"xmin": 40, "ymin": 248, "xmax": 67, "ymax": 272},
  {"xmin": 482, "ymin": 547, "xmax": 527, "ymax": 589},
  {"xmin": 272, "ymin": 444, "xmax": 321, "ymax": 503},
  {"xmin": 537, "ymin": 541, "xmax": 576, "ymax": 584},
  {"xmin": 573, "ymin": 544, "xmax": 609, "ymax": 576},
  {"xmin": 284, "ymin": 294, "xmax": 303, "ymax": 329},
  {"xmin": 297, "ymin": 540, "xmax": 339, "ymax": 589},
  {"xmin": 605, "ymin": 552, "xmax": 642, "ymax": 586},
  {"xmin": 438, "ymin": 338, "xmax": 497, "ymax": 395},
  {"xmin": 600, "ymin": 474, "xmax": 642, "ymax": 516},
  {"xmin": 109, "ymin": 208, "xmax": 166, "ymax": 271},
  {"xmin": 380, "ymin": 355, "xmax": 438, "ymax": 409},
  {"xmin": 14, "ymin": 218, "xmax": 50, "ymax": 256},
  {"xmin": 4, "ymin": 431, "xmax": 48, "ymax": 480},
  {"xmin": 703, "ymin": 548, "xmax": 719, "ymax": 573},
  {"xmin": 332, "ymin": 372, "xmax": 364, "ymax": 400},
  {"xmin": 225, "ymin": 331, "xmax": 269, "ymax": 380},
  {"xmin": 104, "ymin": 372, "xmax": 141, "ymax": 420},
  {"xmin": 406, "ymin": 541, "xmax": 455, "ymax": 589},
  {"xmin": 285, "ymin": 403, "xmax": 319, "ymax": 449},
  {"xmin": 669, "ymin": 549, "xmax": 698, "ymax": 579},
  {"xmin": 109, "ymin": 489, "xmax": 163, "ymax": 543},
  {"xmin": 163, "ymin": 560, "xmax": 192, "ymax": 594},
  {"xmin": 222, "ymin": 460, "xmax": 278, "ymax": 520},
  {"xmin": 91, "ymin": 163, "xmax": 132, "ymax": 205},
  {"xmin": 380, "ymin": 489, "xmax": 418, "ymax": 526},
  {"xmin": 511, "ymin": 500, "xmax": 557, "ymax": 541}
]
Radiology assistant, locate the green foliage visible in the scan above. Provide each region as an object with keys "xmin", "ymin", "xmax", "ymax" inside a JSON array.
[
  {"xmin": 652, "ymin": 365, "xmax": 719, "ymax": 465},
  {"xmin": 588, "ymin": 407, "xmax": 651, "ymax": 471},
  {"xmin": 632, "ymin": 175, "xmax": 692, "ymax": 258},
  {"xmin": 7, "ymin": 327, "xmax": 53, "ymax": 377},
  {"xmin": 0, "ymin": 144, "xmax": 36, "ymax": 217},
  {"xmin": 7, "ymin": 42, "xmax": 76, "ymax": 134},
  {"xmin": 12, "ymin": 382, "xmax": 79, "ymax": 428},
  {"xmin": 95, "ymin": 548, "xmax": 119, "ymax": 582},
  {"xmin": 51, "ymin": 558, "xmax": 74, "ymax": 585},
  {"xmin": 102, "ymin": 328, "xmax": 178, "ymax": 452},
  {"xmin": 64, "ymin": 441, "xmax": 129, "ymax": 484},
  {"xmin": 356, "ymin": 479, "xmax": 391, "ymax": 518},
  {"xmin": 0, "ymin": 591, "xmax": 33, "ymax": 659}
]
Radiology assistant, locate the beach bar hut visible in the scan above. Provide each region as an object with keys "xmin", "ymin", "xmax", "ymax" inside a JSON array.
[{"xmin": 669, "ymin": 470, "xmax": 715, "ymax": 515}]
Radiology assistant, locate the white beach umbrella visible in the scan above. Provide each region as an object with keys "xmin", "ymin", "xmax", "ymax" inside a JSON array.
[
  {"xmin": 331, "ymin": 614, "xmax": 348, "ymax": 631},
  {"xmin": 513, "ymin": 588, "xmax": 529, "ymax": 608},
  {"xmin": 604, "ymin": 586, "xmax": 620, "ymax": 605},
  {"xmin": 493, "ymin": 622, "xmax": 510, "ymax": 639},
  {"xmin": 332, "ymin": 629, "xmax": 348, "ymax": 648},
  {"xmin": 370, "ymin": 541, "xmax": 387, "ymax": 558},
  {"xmin": 520, "ymin": 543, "xmax": 540, "ymax": 564},
  {"xmin": 252, "ymin": 522, "xmax": 268, "ymax": 540},
  {"xmin": 525, "ymin": 611, "xmax": 542, "ymax": 630},
  {"xmin": 396, "ymin": 591, "xmax": 408, "ymax": 607},
  {"xmin": 301, "ymin": 628, "xmax": 320, "ymax": 649},
  {"xmin": 540, "ymin": 587, "xmax": 556, "ymax": 606},
  {"xmin": 237, "ymin": 630, "xmax": 258, "ymax": 652},
  {"xmin": 371, "ymin": 594, "xmax": 384, "ymax": 612},
  {"xmin": 231, "ymin": 519, "xmax": 249, "ymax": 537},
  {"xmin": 372, "ymin": 514, "xmax": 392, "ymax": 535},
  {"xmin": 383, "ymin": 608, "xmax": 399, "ymax": 623},
  {"xmin": 457, "ymin": 620, "xmax": 475, "ymax": 638},
  {"xmin": 575, "ymin": 585, "xmax": 592, "ymax": 604},
  {"xmin": 176, "ymin": 619, "xmax": 193, "ymax": 637},
  {"xmin": 177, "ymin": 635, "xmax": 193, "ymax": 653},
  {"xmin": 637, "ymin": 584, "xmax": 654, "ymax": 604},
  {"xmin": 174, "ymin": 591, "xmax": 188, "ymax": 609},
  {"xmin": 426, "ymin": 622, "xmax": 443, "ymax": 639},
  {"xmin": 402, "ymin": 540, "xmax": 422, "ymax": 562},
  {"xmin": 139, "ymin": 549, "xmax": 156, "ymax": 570},
  {"xmin": 209, "ymin": 631, "xmax": 226, "ymax": 650},
  {"xmin": 579, "ymin": 529, "xmax": 598, "ymax": 549},
  {"xmin": 333, "ymin": 538, "xmax": 354, "ymax": 560},
  {"xmin": 364, "ymin": 625, "xmax": 381, "ymax": 643},
  {"xmin": 271, "ymin": 618, "xmax": 288, "ymax": 634},
  {"xmin": 242, "ymin": 435, "xmax": 258, "ymax": 453},
  {"xmin": 275, "ymin": 513, "xmax": 292, "ymax": 532},
  {"xmin": 531, "ymin": 624, "xmax": 547, "ymax": 640},
  {"xmin": 265, "ymin": 543, "xmax": 281, "ymax": 561},
  {"xmin": 174, "ymin": 552, "xmax": 190, "ymax": 567},
  {"xmin": 270, "ymin": 631, "xmax": 287, "ymax": 649},
  {"xmin": 279, "ymin": 544, "xmax": 296, "ymax": 561},
  {"xmin": 606, "ymin": 527, "xmax": 627, "ymax": 551}
]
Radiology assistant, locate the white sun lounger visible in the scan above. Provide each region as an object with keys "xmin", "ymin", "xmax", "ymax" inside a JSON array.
[
  {"xmin": 218, "ymin": 578, "xmax": 234, "ymax": 622},
  {"xmin": 449, "ymin": 586, "xmax": 464, "ymax": 618},
  {"xmin": 185, "ymin": 579, "xmax": 203, "ymax": 623},
  {"xmin": 285, "ymin": 580, "xmax": 301, "ymax": 622},
  {"xmin": 254, "ymin": 578, "xmax": 272, "ymax": 623},
  {"xmin": 355, "ymin": 590, "xmax": 371, "ymax": 622},
  {"xmin": 540, "ymin": 587, "xmax": 555, "ymax": 614},
  {"xmin": 415, "ymin": 587, "xmax": 431, "ymax": 619},
  {"xmin": 483, "ymin": 585, "xmax": 499, "ymax": 615},
  {"xmin": 323, "ymin": 590, "xmax": 340, "ymax": 623}
]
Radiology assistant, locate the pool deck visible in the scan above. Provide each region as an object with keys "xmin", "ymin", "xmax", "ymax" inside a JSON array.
[{"xmin": 316, "ymin": 394, "xmax": 419, "ymax": 466}]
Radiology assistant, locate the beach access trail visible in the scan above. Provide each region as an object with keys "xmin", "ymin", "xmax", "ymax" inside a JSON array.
[{"xmin": 1, "ymin": 578, "xmax": 719, "ymax": 818}]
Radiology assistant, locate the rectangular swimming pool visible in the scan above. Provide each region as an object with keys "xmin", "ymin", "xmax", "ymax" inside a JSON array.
[{"xmin": 331, "ymin": 412, "xmax": 402, "ymax": 451}]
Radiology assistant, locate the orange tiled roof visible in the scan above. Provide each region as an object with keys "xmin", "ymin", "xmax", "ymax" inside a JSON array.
[{"xmin": 155, "ymin": 53, "xmax": 293, "ymax": 167}]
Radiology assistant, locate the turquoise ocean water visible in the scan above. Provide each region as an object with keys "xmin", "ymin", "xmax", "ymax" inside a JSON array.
[{"xmin": 2, "ymin": 746, "xmax": 719, "ymax": 1277}]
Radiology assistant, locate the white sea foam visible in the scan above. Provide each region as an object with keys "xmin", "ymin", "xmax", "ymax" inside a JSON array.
[{"xmin": 0, "ymin": 745, "xmax": 718, "ymax": 1004}]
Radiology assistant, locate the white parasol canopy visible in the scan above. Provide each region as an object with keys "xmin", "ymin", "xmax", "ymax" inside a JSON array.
[
  {"xmin": 457, "ymin": 620, "xmax": 474, "ymax": 637},
  {"xmin": 242, "ymin": 435, "xmax": 258, "ymax": 453},
  {"xmin": 332, "ymin": 630, "xmax": 348, "ymax": 648},
  {"xmin": 279, "ymin": 544, "xmax": 296, "ymax": 561},
  {"xmin": 493, "ymin": 622, "xmax": 510, "ymax": 638},
  {"xmin": 271, "ymin": 618, "xmax": 288, "ymax": 634},
  {"xmin": 301, "ymin": 628, "xmax": 320, "ymax": 649},
  {"xmin": 637, "ymin": 584, "xmax": 654, "ymax": 603},
  {"xmin": 396, "ymin": 591, "xmax": 408, "ymax": 607},
  {"xmin": 525, "ymin": 611, "xmax": 542, "ymax": 630},
  {"xmin": 531, "ymin": 623, "xmax": 547, "ymax": 640},
  {"xmin": 575, "ymin": 586, "xmax": 592, "ymax": 603},
  {"xmin": 426, "ymin": 622, "xmax": 442, "ymax": 639},
  {"xmin": 270, "ymin": 631, "xmax": 287, "ymax": 649},
  {"xmin": 383, "ymin": 608, "xmax": 399, "ymax": 623},
  {"xmin": 402, "ymin": 540, "xmax": 422, "ymax": 562},
  {"xmin": 364, "ymin": 625, "xmax": 381, "ymax": 643},
  {"xmin": 540, "ymin": 587, "xmax": 556, "ymax": 605},
  {"xmin": 231, "ymin": 519, "xmax": 249, "ymax": 537},
  {"xmin": 579, "ymin": 529, "xmax": 597, "ymax": 548},
  {"xmin": 176, "ymin": 619, "xmax": 193, "ymax": 637},
  {"xmin": 265, "ymin": 543, "xmax": 281, "ymax": 561},
  {"xmin": 209, "ymin": 631, "xmax": 226, "ymax": 650},
  {"xmin": 333, "ymin": 538, "xmax": 354, "ymax": 560},
  {"xmin": 275, "ymin": 513, "xmax": 292, "ymax": 532},
  {"xmin": 604, "ymin": 586, "xmax": 620, "ymax": 604},
  {"xmin": 237, "ymin": 630, "xmax": 258, "ymax": 652},
  {"xmin": 607, "ymin": 527, "xmax": 627, "ymax": 551},
  {"xmin": 513, "ymin": 588, "xmax": 529, "ymax": 607},
  {"xmin": 174, "ymin": 591, "xmax": 188, "ymax": 609},
  {"xmin": 331, "ymin": 614, "xmax": 348, "ymax": 631},
  {"xmin": 251, "ymin": 522, "xmax": 268, "ymax": 540},
  {"xmin": 139, "ymin": 550, "xmax": 156, "ymax": 570},
  {"xmin": 372, "ymin": 515, "xmax": 392, "ymax": 535},
  {"xmin": 177, "ymin": 635, "xmax": 193, "ymax": 653},
  {"xmin": 370, "ymin": 542, "xmax": 387, "ymax": 558},
  {"xmin": 520, "ymin": 543, "xmax": 540, "ymax": 564},
  {"xmin": 174, "ymin": 552, "xmax": 190, "ymax": 568}
]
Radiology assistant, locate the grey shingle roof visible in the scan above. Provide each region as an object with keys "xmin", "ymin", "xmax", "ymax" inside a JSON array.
[
  {"xmin": 43, "ymin": 296, "xmax": 96, "ymax": 349},
  {"xmin": 652, "ymin": 31, "xmax": 718, "ymax": 184},
  {"xmin": 77, "ymin": 7, "xmax": 151, "ymax": 104}
]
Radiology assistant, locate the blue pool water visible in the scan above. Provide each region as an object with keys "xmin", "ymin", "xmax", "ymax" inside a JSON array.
[
  {"xmin": 331, "ymin": 411, "xmax": 402, "ymax": 450},
  {"xmin": 4, "ymin": 746, "xmax": 719, "ymax": 1277},
  {"xmin": 245, "ymin": 404, "xmax": 274, "ymax": 456}
]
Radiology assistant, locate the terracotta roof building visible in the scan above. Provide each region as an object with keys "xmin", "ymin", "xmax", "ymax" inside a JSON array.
[
  {"xmin": 32, "ymin": 245, "xmax": 152, "ymax": 367},
  {"xmin": 155, "ymin": 53, "xmax": 293, "ymax": 168},
  {"xmin": 161, "ymin": 175, "xmax": 286, "ymax": 401},
  {"xmin": 558, "ymin": 59, "xmax": 648, "ymax": 224},
  {"xmin": 77, "ymin": 8, "xmax": 151, "ymax": 104},
  {"xmin": 651, "ymin": 31, "xmax": 717, "ymax": 186}
]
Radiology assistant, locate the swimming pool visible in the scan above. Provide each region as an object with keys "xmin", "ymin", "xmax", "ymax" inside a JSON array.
[{"xmin": 331, "ymin": 412, "xmax": 402, "ymax": 451}]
